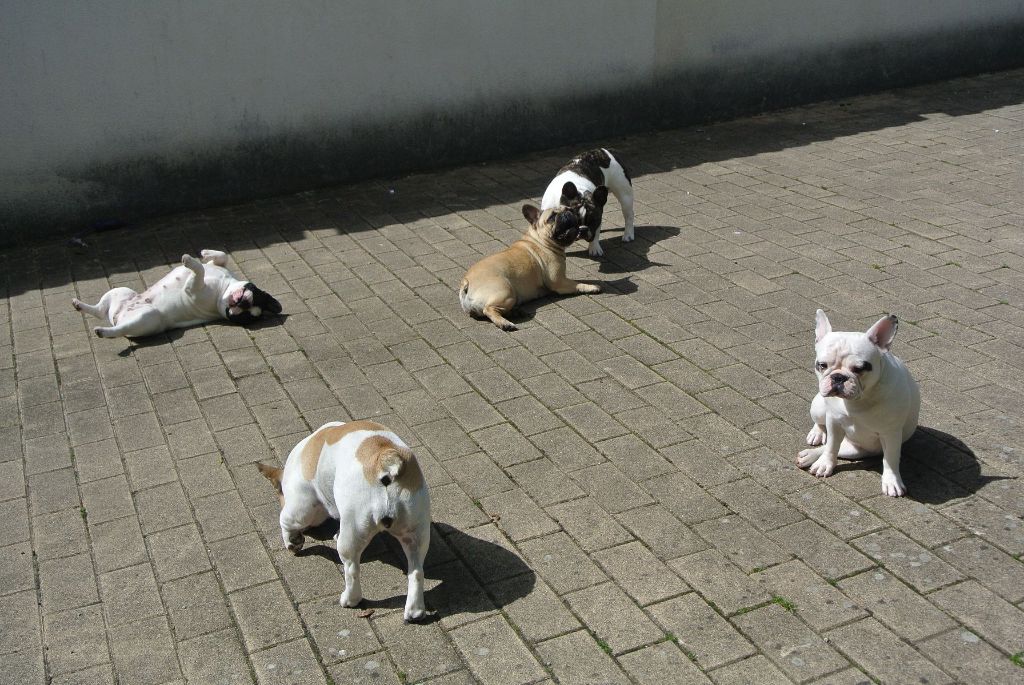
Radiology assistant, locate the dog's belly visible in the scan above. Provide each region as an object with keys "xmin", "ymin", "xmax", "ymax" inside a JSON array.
[
  {"xmin": 836, "ymin": 419, "xmax": 883, "ymax": 454},
  {"xmin": 120, "ymin": 267, "xmax": 222, "ymax": 327}
]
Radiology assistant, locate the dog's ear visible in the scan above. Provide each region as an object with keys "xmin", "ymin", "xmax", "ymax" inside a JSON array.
[
  {"xmin": 866, "ymin": 314, "xmax": 898, "ymax": 351},
  {"xmin": 249, "ymin": 285, "xmax": 283, "ymax": 315},
  {"xmin": 592, "ymin": 186, "xmax": 609, "ymax": 207},
  {"xmin": 522, "ymin": 204, "xmax": 541, "ymax": 224},
  {"xmin": 560, "ymin": 182, "xmax": 580, "ymax": 203},
  {"xmin": 814, "ymin": 309, "xmax": 832, "ymax": 343}
]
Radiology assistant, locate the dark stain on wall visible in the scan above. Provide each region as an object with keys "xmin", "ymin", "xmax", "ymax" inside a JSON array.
[{"xmin": 3, "ymin": 23, "xmax": 1023, "ymax": 246}]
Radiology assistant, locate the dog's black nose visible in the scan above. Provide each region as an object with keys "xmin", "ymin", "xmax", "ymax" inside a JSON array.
[
  {"xmin": 831, "ymin": 373, "xmax": 849, "ymax": 385},
  {"xmin": 381, "ymin": 516, "xmax": 394, "ymax": 528}
]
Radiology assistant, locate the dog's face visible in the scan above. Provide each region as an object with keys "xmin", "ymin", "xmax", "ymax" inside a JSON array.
[
  {"xmin": 522, "ymin": 203, "xmax": 585, "ymax": 247},
  {"xmin": 813, "ymin": 310, "xmax": 897, "ymax": 400},
  {"xmin": 225, "ymin": 283, "xmax": 282, "ymax": 324},
  {"xmin": 558, "ymin": 181, "xmax": 608, "ymax": 242}
]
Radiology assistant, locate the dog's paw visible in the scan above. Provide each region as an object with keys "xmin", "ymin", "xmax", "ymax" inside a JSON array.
[
  {"xmin": 797, "ymin": 446, "xmax": 823, "ymax": 468},
  {"xmin": 881, "ymin": 472, "xmax": 906, "ymax": 497},
  {"xmin": 498, "ymin": 321, "xmax": 518, "ymax": 332},
  {"xmin": 808, "ymin": 455, "xmax": 836, "ymax": 478},
  {"xmin": 622, "ymin": 232, "xmax": 635, "ymax": 243},
  {"xmin": 806, "ymin": 425, "xmax": 826, "ymax": 446},
  {"xmin": 578, "ymin": 283, "xmax": 601, "ymax": 294},
  {"xmin": 72, "ymin": 298, "xmax": 82, "ymax": 311},
  {"xmin": 403, "ymin": 606, "xmax": 434, "ymax": 624},
  {"xmin": 588, "ymin": 243, "xmax": 604, "ymax": 257},
  {"xmin": 93, "ymin": 327, "xmax": 111, "ymax": 338},
  {"xmin": 285, "ymin": 532, "xmax": 304, "ymax": 554},
  {"xmin": 181, "ymin": 254, "xmax": 200, "ymax": 268},
  {"xmin": 340, "ymin": 589, "xmax": 362, "ymax": 608}
]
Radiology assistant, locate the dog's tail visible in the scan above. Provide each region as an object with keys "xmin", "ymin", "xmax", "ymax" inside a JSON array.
[
  {"xmin": 256, "ymin": 463, "xmax": 284, "ymax": 495},
  {"xmin": 458, "ymin": 279, "xmax": 475, "ymax": 315}
]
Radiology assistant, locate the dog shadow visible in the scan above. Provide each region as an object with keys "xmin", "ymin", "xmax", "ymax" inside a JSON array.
[
  {"xmin": 832, "ymin": 426, "xmax": 1013, "ymax": 504},
  {"xmin": 296, "ymin": 521, "xmax": 536, "ymax": 622},
  {"xmin": 114, "ymin": 313, "xmax": 289, "ymax": 356},
  {"xmin": 565, "ymin": 224, "xmax": 680, "ymax": 275}
]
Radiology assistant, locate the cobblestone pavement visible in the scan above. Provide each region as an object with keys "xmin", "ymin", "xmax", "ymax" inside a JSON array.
[{"xmin": 3, "ymin": 69, "xmax": 1024, "ymax": 685}]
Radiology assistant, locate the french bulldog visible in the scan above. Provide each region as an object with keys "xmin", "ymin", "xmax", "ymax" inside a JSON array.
[
  {"xmin": 541, "ymin": 147, "xmax": 634, "ymax": 257},
  {"xmin": 257, "ymin": 420, "xmax": 432, "ymax": 622},
  {"xmin": 797, "ymin": 310, "xmax": 921, "ymax": 497},
  {"xmin": 459, "ymin": 204, "xmax": 600, "ymax": 331},
  {"xmin": 72, "ymin": 249, "xmax": 281, "ymax": 338}
]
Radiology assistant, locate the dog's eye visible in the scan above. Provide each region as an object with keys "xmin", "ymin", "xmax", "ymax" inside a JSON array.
[
  {"xmin": 815, "ymin": 362, "xmax": 828, "ymax": 371},
  {"xmin": 854, "ymin": 362, "xmax": 872, "ymax": 373}
]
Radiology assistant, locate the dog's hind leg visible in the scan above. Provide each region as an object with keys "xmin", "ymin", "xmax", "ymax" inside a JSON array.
[
  {"xmin": 93, "ymin": 308, "xmax": 165, "ymax": 339},
  {"xmin": 397, "ymin": 520, "xmax": 431, "ymax": 622},
  {"xmin": 337, "ymin": 525, "xmax": 372, "ymax": 607},
  {"xmin": 482, "ymin": 303, "xmax": 518, "ymax": 331},
  {"xmin": 200, "ymin": 249, "xmax": 229, "ymax": 266},
  {"xmin": 73, "ymin": 287, "xmax": 136, "ymax": 321}
]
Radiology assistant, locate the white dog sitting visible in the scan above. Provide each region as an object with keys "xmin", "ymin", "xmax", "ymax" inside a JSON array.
[
  {"xmin": 258, "ymin": 420, "xmax": 432, "ymax": 622},
  {"xmin": 72, "ymin": 249, "xmax": 281, "ymax": 338},
  {"xmin": 798, "ymin": 310, "xmax": 921, "ymax": 497}
]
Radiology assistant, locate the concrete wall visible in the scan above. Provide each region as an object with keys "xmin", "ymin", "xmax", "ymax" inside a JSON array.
[{"xmin": 3, "ymin": 1, "xmax": 1023, "ymax": 243}]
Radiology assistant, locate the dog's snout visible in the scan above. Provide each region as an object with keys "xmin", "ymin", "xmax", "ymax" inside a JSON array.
[{"xmin": 830, "ymin": 373, "xmax": 849, "ymax": 385}]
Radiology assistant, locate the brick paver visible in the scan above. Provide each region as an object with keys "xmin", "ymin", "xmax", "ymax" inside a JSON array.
[{"xmin": 2, "ymin": 69, "xmax": 1024, "ymax": 684}]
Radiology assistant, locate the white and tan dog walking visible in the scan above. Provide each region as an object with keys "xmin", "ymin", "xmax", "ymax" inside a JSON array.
[{"xmin": 258, "ymin": 420, "xmax": 432, "ymax": 622}]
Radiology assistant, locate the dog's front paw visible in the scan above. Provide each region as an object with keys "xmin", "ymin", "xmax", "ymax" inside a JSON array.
[
  {"xmin": 93, "ymin": 327, "xmax": 111, "ymax": 338},
  {"xmin": 285, "ymin": 532, "xmax": 304, "ymax": 554},
  {"xmin": 404, "ymin": 607, "xmax": 435, "ymax": 624},
  {"xmin": 578, "ymin": 283, "xmax": 601, "ymax": 294},
  {"xmin": 881, "ymin": 472, "xmax": 906, "ymax": 497},
  {"xmin": 588, "ymin": 243, "xmax": 604, "ymax": 257},
  {"xmin": 340, "ymin": 588, "xmax": 362, "ymax": 608},
  {"xmin": 181, "ymin": 254, "xmax": 200, "ymax": 268},
  {"xmin": 808, "ymin": 454, "xmax": 836, "ymax": 478},
  {"xmin": 622, "ymin": 232, "xmax": 635, "ymax": 243},
  {"xmin": 72, "ymin": 298, "xmax": 82, "ymax": 311},
  {"xmin": 806, "ymin": 425, "xmax": 826, "ymax": 446},
  {"xmin": 797, "ymin": 446, "xmax": 823, "ymax": 468}
]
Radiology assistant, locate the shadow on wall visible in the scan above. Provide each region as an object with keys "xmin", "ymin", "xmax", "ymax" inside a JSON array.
[
  {"xmin": 832, "ymin": 426, "xmax": 1014, "ymax": 505},
  {"xmin": 295, "ymin": 521, "xmax": 535, "ymax": 622},
  {"xmin": 4, "ymin": 68, "xmax": 1024, "ymax": 300}
]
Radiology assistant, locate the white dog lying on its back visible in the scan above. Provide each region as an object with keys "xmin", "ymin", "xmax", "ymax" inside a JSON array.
[
  {"xmin": 72, "ymin": 249, "xmax": 281, "ymax": 338},
  {"xmin": 258, "ymin": 420, "xmax": 432, "ymax": 622}
]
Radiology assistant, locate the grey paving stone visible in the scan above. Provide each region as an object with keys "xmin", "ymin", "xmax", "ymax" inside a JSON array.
[
  {"xmin": 33, "ymin": 508, "xmax": 87, "ymax": 560},
  {"xmin": 535, "ymin": 630, "xmax": 630, "ymax": 685},
  {"xmin": 785, "ymin": 485, "xmax": 885, "ymax": 540},
  {"xmin": 709, "ymin": 655, "xmax": 792, "ymax": 685},
  {"xmin": 618, "ymin": 641, "xmax": 712, "ymax": 685},
  {"xmin": 852, "ymin": 528, "xmax": 964, "ymax": 592},
  {"xmin": 489, "ymin": 575, "xmax": 580, "ymax": 643},
  {"xmin": 929, "ymin": 580, "xmax": 1024, "ymax": 655},
  {"xmin": 615, "ymin": 504, "xmax": 708, "ymax": 560},
  {"xmin": 298, "ymin": 595, "xmax": 383, "ymax": 665},
  {"xmin": 594, "ymin": 540, "xmax": 689, "ymax": 606},
  {"xmin": 936, "ymin": 534, "xmax": 1024, "ymax": 603},
  {"xmin": 693, "ymin": 515, "xmax": 791, "ymax": 573},
  {"xmin": 769, "ymin": 519, "xmax": 874, "ymax": 580},
  {"xmin": 479, "ymin": 488, "xmax": 559, "ymax": 541},
  {"xmin": 838, "ymin": 569, "xmax": 953, "ymax": 641},
  {"xmin": 38, "ymin": 552, "xmax": 98, "ymax": 615},
  {"xmin": 518, "ymin": 531, "xmax": 608, "ymax": 594},
  {"xmin": 826, "ymin": 618, "xmax": 952, "ymax": 685},
  {"xmin": 548, "ymin": 496, "xmax": 633, "ymax": 552},
  {"xmin": 178, "ymin": 628, "xmax": 254, "ymax": 685},
  {"xmin": 565, "ymin": 581, "xmax": 664, "ymax": 654},
  {"xmin": 88, "ymin": 514, "xmax": 148, "ymax": 573},
  {"xmin": 918, "ymin": 628, "xmax": 1024, "ymax": 685},
  {"xmin": 375, "ymin": 611, "xmax": 464, "ymax": 683},
  {"xmin": 732, "ymin": 604, "xmax": 849, "ymax": 681},
  {"xmin": 648, "ymin": 594, "xmax": 756, "ymax": 670},
  {"xmin": 208, "ymin": 532, "xmax": 279, "ymax": 593},
  {"xmin": 0, "ymin": 541, "xmax": 34, "ymax": 598},
  {"xmin": 449, "ymin": 614, "xmax": 547, "ymax": 685},
  {"xmin": 107, "ymin": 614, "xmax": 181, "ymax": 685},
  {"xmin": 250, "ymin": 638, "xmax": 329, "ymax": 685},
  {"xmin": 161, "ymin": 570, "xmax": 233, "ymax": 640},
  {"xmin": 754, "ymin": 560, "xmax": 864, "ymax": 631},
  {"xmin": 42, "ymin": 604, "xmax": 110, "ymax": 676},
  {"xmin": 98, "ymin": 563, "xmax": 164, "ymax": 628},
  {"xmin": 79, "ymin": 474, "xmax": 135, "ymax": 525},
  {"xmin": 670, "ymin": 548, "xmax": 768, "ymax": 615},
  {"xmin": 230, "ymin": 580, "xmax": 306, "ymax": 652}
]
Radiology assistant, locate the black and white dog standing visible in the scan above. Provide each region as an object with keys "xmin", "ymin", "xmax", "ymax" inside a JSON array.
[
  {"xmin": 73, "ymin": 249, "xmax": 281, "ymax": 338},
  {"xmin": 541, "ymin": 148, "xmax": 634, "ymax": 257}
]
